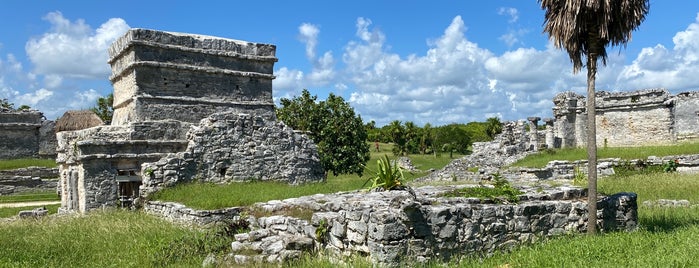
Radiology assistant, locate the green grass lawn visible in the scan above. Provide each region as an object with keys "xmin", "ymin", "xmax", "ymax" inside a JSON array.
[
  {"xmin": 512, "ymin": 140, "xmax": 699, "ymax": 168},
  {"xmin": 0, "ymin": 190, "xmax": 60, "ymax": 204},
  {"xmin": 0, "ymin": 158, "xmax": 57, "ymax": 170}
]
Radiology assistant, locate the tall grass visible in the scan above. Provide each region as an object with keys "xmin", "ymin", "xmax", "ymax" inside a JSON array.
[
  {"xmin": 512, "ymin": 140, "xmax": 699, "ymax": 168},
  {"xmin": 0, "ymin": 158, "xmax": 57, "ymax": 170},
  {"xmin": 0, "ymin": 210, "xmax": 229, "ymax": 267}
]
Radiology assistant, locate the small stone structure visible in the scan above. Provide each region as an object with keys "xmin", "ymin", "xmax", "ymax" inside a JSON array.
[
  {"xmin": 144, "ymin": 185, "xmax": 637, "ymax": 266},
  {"xmin": 0, "ymin": 109, "xmax": 56, "ymax": 159},
  {"xmin": 57, "ymin": 29, "xmax": 323, "ymax": 213},
  {"xmin": 551, "ymin": 89, "xmax": 699, "ymax": 148}
]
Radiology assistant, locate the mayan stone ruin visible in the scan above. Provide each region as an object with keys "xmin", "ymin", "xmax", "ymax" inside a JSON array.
[
  {"xmin": 0, "ymin": 108, "xmax": 56, "ymax": 159},
  {"xmin": 550, "ymin": 88, "xmax": 699, "ymax": 148},
  {"xmin": 56, "ymin": 29, "xmax": 323, "ymax": 213}
]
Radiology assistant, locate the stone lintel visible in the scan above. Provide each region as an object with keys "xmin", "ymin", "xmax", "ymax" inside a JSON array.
[{"xmin": 109, "ymin": 60, "xmax": 276, "ymax": 83}]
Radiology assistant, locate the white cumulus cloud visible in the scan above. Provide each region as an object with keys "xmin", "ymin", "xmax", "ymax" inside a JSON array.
[{"xmin": 25, "ymin": 12, "xmax": 129, "ymax": 80}]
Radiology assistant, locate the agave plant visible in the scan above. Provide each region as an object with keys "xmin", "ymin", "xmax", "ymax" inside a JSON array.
[{"xmin": 364, "ymin": 155, "xmax": 404, "ymax": 191}]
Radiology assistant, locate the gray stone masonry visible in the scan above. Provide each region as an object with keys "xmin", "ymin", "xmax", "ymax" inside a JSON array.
[
  {"xmin": 0, "ymin": 167, "xmax": 58, "ymax": 195},
  {"xmin": 139, "ymin": 111, "xmax": 324, "ymax": 198},
  {"xmin": 552, "ymin": 88, "xmax": 699, "ymax": 147},
  {"xmin": 0, "ymin": 110, "xmax": 56, "ymax": 159},
  {"xmin": 144, "ymin": 185, "xmax": 637, "ymax": 266},
  {"xmin": 57, "ymin": 29, "xmax": 323, "ymax": 213},
  {"xmin": 108, "ymin": 29, "xmax": 277, "ymax": 126}
]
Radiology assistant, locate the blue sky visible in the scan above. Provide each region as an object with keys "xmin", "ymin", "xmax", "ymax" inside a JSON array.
[{"xmin": 1, "ymin": 1, "xmax": 698, "ymax": 126}]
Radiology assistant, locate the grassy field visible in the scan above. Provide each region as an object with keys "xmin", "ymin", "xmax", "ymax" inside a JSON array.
[
  {"xmin": 0, "ymin": 190, "xmax": 60, "ymax": 204},
  {"xmin": 0, "ymin": 158, "xmax": 56, "ymax": 170}
]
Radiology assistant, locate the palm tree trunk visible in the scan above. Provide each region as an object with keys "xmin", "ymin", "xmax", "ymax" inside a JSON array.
[{"xmin": 586, "ymin": 53, "xmax": 598, "ymax": 235}]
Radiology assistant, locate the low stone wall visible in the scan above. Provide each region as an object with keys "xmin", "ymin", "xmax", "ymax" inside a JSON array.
[
  {"xmin": 144, "ymin": 201, "xmax": 242, "ymax": 226},
  {"xmin": 0, "ymin": 167, "xmax": 59, "ymax": 195},
  {"xmin": 511, "ymin": 154, "xmax": 699, "ymax": 181},
  {"xmin": 145, "ymin": 185, "xmax": 637, "ymax": 266}
]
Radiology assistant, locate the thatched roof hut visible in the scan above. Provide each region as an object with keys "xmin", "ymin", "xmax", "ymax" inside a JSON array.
[{"xmin": 55, "ymin": 110, "xmax": 104, "ymax": 132}]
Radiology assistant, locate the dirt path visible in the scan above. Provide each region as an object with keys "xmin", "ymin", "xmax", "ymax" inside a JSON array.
[{"xmin": 0, "ymin": 201, "xmax": 60, "ymax": 208}]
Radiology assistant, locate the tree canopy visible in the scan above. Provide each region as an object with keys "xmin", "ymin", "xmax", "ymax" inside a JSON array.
[
  {"xmin": 277, "ymin": 89, "xmax": 370, "ymax": 177},
  {"xmin": 91, "ymin": 94, "xmax": 113, "ymax": 124}
]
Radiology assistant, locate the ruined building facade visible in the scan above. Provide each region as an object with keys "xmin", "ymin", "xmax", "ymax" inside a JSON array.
[
  {"xmin": 57, "ymin": 29, "xmax": 323, "ymax": 213},
  {"xmin": 547, "ymin": 88, "xmax": 699, "ymax": 148},
  {"xmin": 0, "ymin": 110, "xmax": 56, "ymax": 159}
]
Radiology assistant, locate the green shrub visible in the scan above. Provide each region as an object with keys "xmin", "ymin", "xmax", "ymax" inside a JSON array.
[{"xmin": 363, "ymin": 155, "xmax": 404, "ymax": 191}]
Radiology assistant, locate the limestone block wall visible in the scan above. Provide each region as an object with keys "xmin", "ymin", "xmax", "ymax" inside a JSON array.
[
  {"xmin": 0, "ymin": 167, "xmax": 59, "ymax": 195},
  {"xmin": 108, "ymin": 29, "xmax": 277, "ymax": 126},
  {"xmin": 139, "ymin": 111, "xmax": 325, "ymax": 198},
  {"xmin": 551, "ymin": 89, "xmax": 694, "ymax": 148},
  {"xmin": 144, "ymin": 186, "xmax": 637, "ymax": 265},
  {"xmin": 0, "ymin": 111, "xmax": 43, "ymax": 159},
  {"xmin": 674, "ymin": 91, "xmax": 699, "ymax": 140}
]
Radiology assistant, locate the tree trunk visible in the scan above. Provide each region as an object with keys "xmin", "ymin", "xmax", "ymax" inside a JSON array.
[{"xmin": 586, "ymin": 53, "xmax": 598, "ymax": 235}]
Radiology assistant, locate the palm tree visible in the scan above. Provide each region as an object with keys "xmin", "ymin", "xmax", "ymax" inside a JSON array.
[{"xmin": 539, "ymin": 0, "xmax": 649, "ymax": 234}]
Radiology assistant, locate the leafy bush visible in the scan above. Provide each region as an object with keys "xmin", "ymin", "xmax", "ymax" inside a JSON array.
[
  {"xmin": 663, "ymin": 159, "xmax": 679, "ymax": 173},
  {"xmin": 364, "ymin": 155, "xmax": 404, "ymax": 191}
]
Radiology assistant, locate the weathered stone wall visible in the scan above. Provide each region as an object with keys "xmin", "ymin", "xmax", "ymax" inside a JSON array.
[
  {"xmin": 108, "ymin": 29, "xmax": 277, "ymax": 126},
  {"xmin": 0, "ymin": 111, "xmax": 43, "ymax": 159},
  {"xmin": 0, "ymin": 167, "xmax": 59, "ymax": 195},
  {"xmin": 674, "ymin": 91, "xmax": 699, "ymax": 140},
  {"xmin": 39, "ymin": 120, "xmax": 57, "ymax": 158},
  {"xmin": 552, "ymin": 89, "xmax": 699, "ymax": 147},
  {"xmin": 139, "ymin": 111, "xmax": 324, "ymax": 198},
  {"xmin": 0, "ymin": 110, "xmax": 56, "ymax": 159},
  {"xmin": 144, "ymin": 185, "xmax": 637, "ymax": 266}
]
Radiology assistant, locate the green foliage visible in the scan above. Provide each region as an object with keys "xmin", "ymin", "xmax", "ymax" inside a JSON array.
[
  {"xmin": 442, "ymin": 174, "xmax": 522, "ymax": 203},
  {"xmin": 315, "ymin": 218, "xmax": 329, "ymax": 242},
  {"xmin": 662, "ymin": 159, "xmax": 679, "ymax": 173},
  {"xmin": 434, "ymin": 124, "xmax": 471, "ymax": 158},
  {"xmin": 0, "ymin": 98, "xmax": 14, "ymax": 110},
  {"xmin": 485, "ymin": 117, "xmax": 503, "ymax": 139},
  {"xmin": 364, "ymin": 155, "xmax": 404, "ymax": 191},
  {"xmin": 572, "ymin": 165, "xmax": 586, "ymax": 186},
  {"xmin": 277, "ymin": 89, "xmax": 370, "ymax": 176},
  {"xmin": 90, "ymin": 93, "xmax": 113, "ymax": 124},
  {"xmin": 17, "ymin": 105, "xmax": 31, "ymax": 111}
]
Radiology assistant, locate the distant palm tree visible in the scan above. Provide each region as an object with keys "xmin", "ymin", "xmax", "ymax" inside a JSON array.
[
  {"xmin": 485, "ymin": 117, "xmax": 503, "ymax": 139},
  {"xmin": 539, "ymin": 0, "xmax": 649, "ymax": 234}
]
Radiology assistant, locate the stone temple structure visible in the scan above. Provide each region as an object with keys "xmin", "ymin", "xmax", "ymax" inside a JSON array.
[
  {"xmin": 547, "ymin": 89, "xmax": 699, "ymax": 148},
  {"xmin": 0, "ymin": 109, "xmax": 56, "ymax": 159},
  {"xmin": 57, "ymin": 29, "xmax": 324, "ymax": 213}
]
